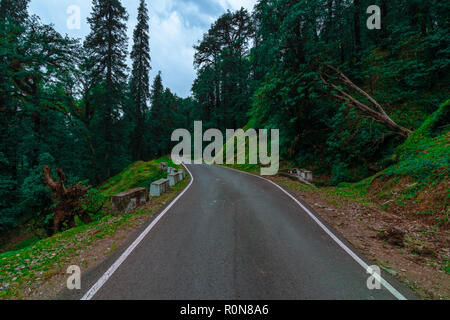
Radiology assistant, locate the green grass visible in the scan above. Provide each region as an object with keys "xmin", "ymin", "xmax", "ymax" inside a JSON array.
[
  {"xmin": 387, "ymin": 100, "xmax": 449, "ymax": 183},
  {"xmin": 100, "ymin": 156, "xmax": 179, "ymax": 196},
  {"xmin": 12, "ymin": 236, "xmax": 41, "ymax": 251},
  {"xmin": 326, "ymin": 101, "xmax": 450, "ymax": 219},
  {"xmin": 441, "ymin": 259, "xmax": 450, "ymax": 274},
  {"xmin": 224, "ymin": 162, "xmax": 261, "ymax": 174},
  {"xmin": 0, "ymin": 209, "xmax": 150, "ymax": 299}
]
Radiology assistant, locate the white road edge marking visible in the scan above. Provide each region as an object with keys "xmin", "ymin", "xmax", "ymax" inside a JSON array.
[
  {"xmin": 81, "ymin": 164, "xmax": 194, "ymax": 300},
  {"xmin": 219, "ymin": 165, "xmax": 407, "ymax": 300}
]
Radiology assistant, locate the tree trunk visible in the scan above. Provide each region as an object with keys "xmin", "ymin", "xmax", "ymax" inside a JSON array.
[
  {"xmin": 321, "ymin": 66, "xmax": 412, "ymax": 138},
  {"xmin": 43, "ymin": 166, "xmax": 91, "ymax": 233}
]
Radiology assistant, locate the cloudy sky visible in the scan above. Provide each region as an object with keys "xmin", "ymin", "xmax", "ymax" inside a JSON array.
[{"xmin": 28, "ymin": 0, "xmax": 257, "ymax": 97}]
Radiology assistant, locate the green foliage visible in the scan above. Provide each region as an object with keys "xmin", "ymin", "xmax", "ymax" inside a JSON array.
[
  {"xmin": 244, "ymin": 0, "xmax": 449, "ymax": 184},
  {"xmin": 1, "ymin": 0, "xmax": 449, "ymax": 237},
  {"xmin": 189, "ymin": 1, "xmax": 450, "ymax": 189},
  {"xmin": 12, "ymin": 236, "xmax": 40, "ymax": 251},
  {"xmin": 0, "ymin": 153, "xmax": 18, "ymax": 230},
  {"xmin": 99, "ymin": 156, "xmax": 178, "ymax": 196},
  {"xmin": 79, "ymin": 188, "xmax": 106, "ymax": 221},
  {"xmin": 402, "ymin": 100, "xmax": 450, "ymax": 141},
  {"xmin": 128, "ymin": 0, "xmax": 151, "ymax": 161},
  {"xmin": 0, "ymin": 2, "xmax": 85, "ymax": 231},
  {"xmin": 441, "ymin": 259, "xmax": 450, "ymax": 274},
  {"xmin": 0, "ymin": 0, "xmax": 192, "ymax": 234},
  {"xmin": 190, "ymin": 0, "xmax": 449, "ymax": 190},
  {"xmin": 386, "ymin": 101, "xmax": 450, "ymax": 182},
  {"xmin": 192, "ymin": 8, "xmax": 254, "ymax": 131},
  {"xmin": 144, "ymin": 73, "xmax": 193, "ymax": 158},
  {"xmin": 330, "ymin": 103, "xmax": 449, "ymax": 222},
  {"xmin": 83, "ymin": 0, "xmax": 132, "ymax": 181},
  {"xmin": 19, "ymin": 154, "xmax": 54, "ymax": 218}
]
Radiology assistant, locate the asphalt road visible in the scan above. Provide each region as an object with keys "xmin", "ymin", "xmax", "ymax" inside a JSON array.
[{"xmin": 64, "ymin": 164, "xmax": 415, "ymax": 300}]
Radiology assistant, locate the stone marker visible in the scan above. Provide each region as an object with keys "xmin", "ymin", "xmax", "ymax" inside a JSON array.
[
  {"xmin": 303, "ymin": 170, "xmax": 313, "ymax": 182},
  {"xmin": 160, "ymin": 162, "xmax": 168, "ymax": 171},
  {"xmin": 177, "ymin": 169, "xmax": 185, "ymax": 181},
  {"xmin": 167, "ymin": 167, "xmax": 177, "ymax": 174},
  {"xmin": 150, "ymin": 178, "xmax": 170, "ymax": 197},
  {"xmin": 111, "ymin": 187, "xmax": 147, "ymax": 213},
  {"xmin": 297, "ymin": 169, "xmax": 313, "ymax": 182},
  {"xmin": 288, "ymin": 168, "xmax": 314, "ymax": 183},
  {"xmin": 168, "ymin": 173, "xmax": 179, "ymax": 186}
]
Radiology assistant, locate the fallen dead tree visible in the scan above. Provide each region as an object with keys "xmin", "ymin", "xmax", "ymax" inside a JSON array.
[
  {"xmin": 43, "ymin": 166, "xmax": 92, "ymax": 233},
  {"xmin": 320, "ymin": 65, "xmax": 411, "ymax": 138}
]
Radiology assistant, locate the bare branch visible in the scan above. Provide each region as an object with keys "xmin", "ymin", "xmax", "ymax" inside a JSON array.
[{"xmin": 321, "ymin": 66, "xmax": 411, "ymax": 137}]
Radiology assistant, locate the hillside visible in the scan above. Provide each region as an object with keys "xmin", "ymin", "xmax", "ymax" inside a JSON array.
[
  {"xmin": 99, "ymin": 157, "xmax": 179, "ymax": 196},
  {"xmin": 336, "ymin": 100, "xmax": 449, "ymax": 226}
]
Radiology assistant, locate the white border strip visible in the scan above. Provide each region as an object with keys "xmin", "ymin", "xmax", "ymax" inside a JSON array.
[
  {"xmin": 81, "ymin": 164, "xmax": 194, "ymax": 300},
  {"xmin": 220, "ymin": 165, "xmax": 407, "ymax": 300}
]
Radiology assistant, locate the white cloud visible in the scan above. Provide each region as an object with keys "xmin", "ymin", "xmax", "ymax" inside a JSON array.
[
  {"xmin": 147, "ymin": 1, "xmax": 205, "ymax": 97},
  {"xmin": 28, "ymin": 0, "xmax": 257, "ymax": 97}
]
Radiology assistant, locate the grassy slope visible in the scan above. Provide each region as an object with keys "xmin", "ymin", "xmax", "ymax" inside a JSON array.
[
  {"xmin": 0, "ymin": 156, "xmax": 185, "ymax": 299},
  {"xmin": 100, "ymin": 156, "xmax": 179, "ymax": 196},
  {"xmin": 335, "ymin": 100, "xmax": 449, "ymax": 225}
]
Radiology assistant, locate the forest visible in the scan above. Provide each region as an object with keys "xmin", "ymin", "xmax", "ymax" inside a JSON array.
[
  {"xmin": 0, "ymin": 0, "xmax": 194, "ymax": 235},
  {"xmin": 1, "ymin": 0, "xmax": 449, "ymax": 238},
  {"xmin": 190, "ymin": 0, "xmax": 448, "ymax": 181}
]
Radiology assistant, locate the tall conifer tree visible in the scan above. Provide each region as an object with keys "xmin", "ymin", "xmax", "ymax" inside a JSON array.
[
  {"xmin": 84, "ymin": 0, "xmax": 129, "ymax": 178},
  {"xmin": 148, "ymin": 72, "xmax": 164, "ymax": 157},
  {"xmin": 129, "ymin": 0, "xmax": 151, "ymax": 161}
]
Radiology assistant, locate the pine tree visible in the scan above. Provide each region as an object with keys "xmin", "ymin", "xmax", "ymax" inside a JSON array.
[
  {"xmin": 129, "ymin": 0, "xmax": 151, "ymax": 161},
  {"xmin": 0, "ymin": 0, "xmax": 29, "ymax": 24},
  {"xmin": 0, "ymin": 0, "xmax": 82, "ymax": 230},
  {"xmin": 147, "ymin": 72, "xmax": 164, "ymax": 157},
  {"xmin": 84, "ymin": 0, "xmax": 129, "ymax": 179},
  {"xmin": 193, "ymin": 9, "xmax": 253, "ymax": 130}
]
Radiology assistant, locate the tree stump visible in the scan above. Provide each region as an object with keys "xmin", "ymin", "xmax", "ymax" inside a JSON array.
[{"xmin": 43, "ymin": 166, "xmax": 91, "ymax": 233}]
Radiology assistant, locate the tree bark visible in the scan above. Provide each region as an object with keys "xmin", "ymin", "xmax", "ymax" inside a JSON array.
[{"xmin": 43, "ymin": 166, "xmax": 91, "ymax": 233}]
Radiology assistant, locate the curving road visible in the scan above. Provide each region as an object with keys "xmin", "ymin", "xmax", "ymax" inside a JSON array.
[{"xmin": 62, "ymin": 164, "xmax": 415, "ymax": 300}]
